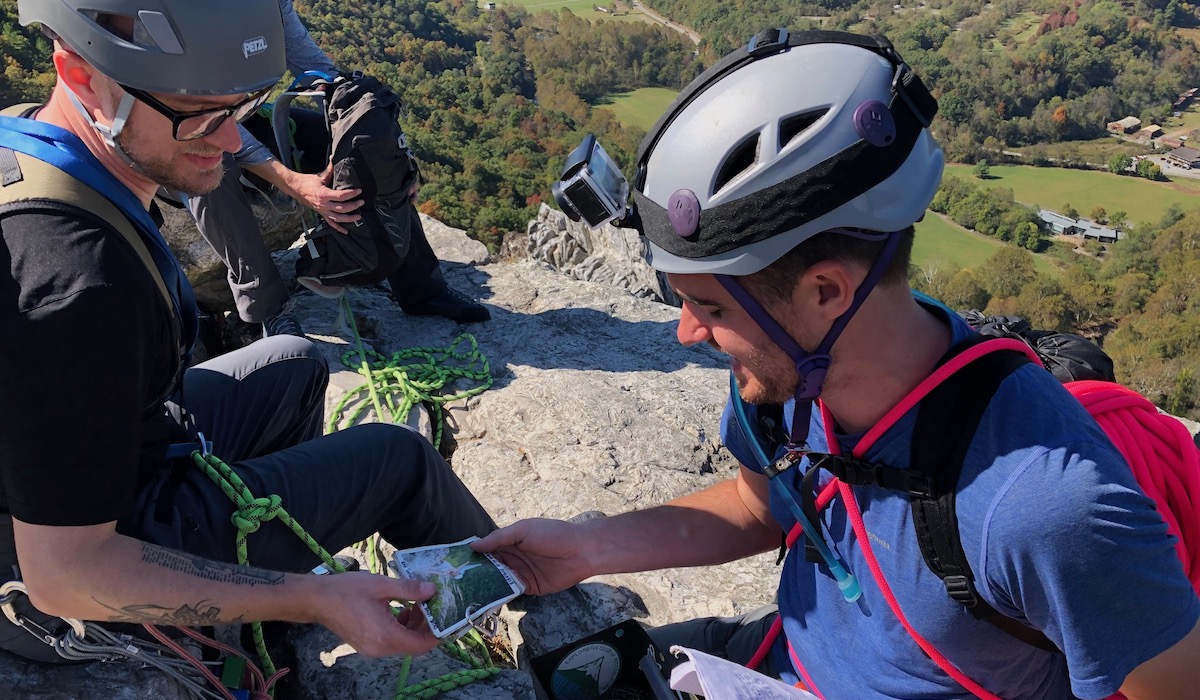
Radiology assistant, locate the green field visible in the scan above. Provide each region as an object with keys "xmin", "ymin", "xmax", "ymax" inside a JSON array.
[
  {"xmin": 593, "ymin": 87, "xmax": 679, "ymax": 131},
  {"xmin": 914, "ymin": 213, "xmax": 1059, "ymax": 276},
  {"xmin": 501, "ymin": 0, "xmax": 614, "ymax": 15},
  {"xmin": 499, "ymin": 0, "xmax": 649, "ymax": 21},
  {"xmin": 945, "ymin": 164, "xmax": 1200, "ymax": 225},
  {"xmin": 1024, "ymin": 136, "xmax": 1152, "ymax": 164}
]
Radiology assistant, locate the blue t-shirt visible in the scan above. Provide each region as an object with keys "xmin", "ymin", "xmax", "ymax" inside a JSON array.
[{"xmin": 720, "ymin": 306, "xmax": 1199, "ymax": 699}]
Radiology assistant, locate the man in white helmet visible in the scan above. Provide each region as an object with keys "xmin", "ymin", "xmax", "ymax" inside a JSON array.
[
  {"xmin": 476, "ymin": 29, "xmax": 1200, "ymax": 698},
  {"xmin": 0, "ymin": 0, "xmax": 493, "ymax": 664}
]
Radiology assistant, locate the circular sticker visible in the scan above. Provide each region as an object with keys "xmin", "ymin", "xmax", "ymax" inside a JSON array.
[{"xmin": 550, "ymin": 642, "xmax": 622, "ymax": 700}]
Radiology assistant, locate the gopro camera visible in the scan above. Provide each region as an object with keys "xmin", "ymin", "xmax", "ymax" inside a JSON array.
[{"xmin": 551, "ymin": 134, "xmax": 630, "ymax": 229}]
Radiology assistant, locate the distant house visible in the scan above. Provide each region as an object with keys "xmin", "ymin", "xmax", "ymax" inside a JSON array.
[
  {"xmin": 1107, "ymin": 116, "xmax": 1141, "ymax": 134},
  {"xmin": 1039, "ymin": 209, "xmax": 1082, "ymax": 235},
  {"xmin": 1039, "ymin": 209, "xmax": 1121, "ymax": 243},
  {"xmin": 1076, "ymin": 220, "xmax": 1121, "ymax": 243},
  {"xmin": 1136, "ymin": 124, "xmax": 1164, "ymax": 141},
  {"xmin": 483, "ymin": 1, "xmax": 496, "ymax": 9},
  {"xmin": 1166, "ymin": 146, "xmax": 1200, "ymax": 169},
  {"xmin": 1159, "ymin": 134, "xmax": 1186, "ymax": 150},
  {"xmin": 1174, "ymin": 87, "xmax": 1197, "ymax": 110}
]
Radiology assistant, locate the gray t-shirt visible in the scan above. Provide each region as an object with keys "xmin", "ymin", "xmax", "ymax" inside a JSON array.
[{"xmin": 234, "ymin": 0, "xmax": 338, "ymax": 167}]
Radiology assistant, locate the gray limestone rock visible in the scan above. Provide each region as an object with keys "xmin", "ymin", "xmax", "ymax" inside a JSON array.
[{"xmin": 524, "ymin": 204, "xmax": 678, "ymax": 306}]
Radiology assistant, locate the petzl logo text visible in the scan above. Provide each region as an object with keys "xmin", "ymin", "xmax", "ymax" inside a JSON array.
[{"xmin": 242, "ymin": 36, "xmax": 268, "ymax": 58}]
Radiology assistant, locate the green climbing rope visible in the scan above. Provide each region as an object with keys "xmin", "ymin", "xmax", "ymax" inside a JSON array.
[
  {"xmin": 190, "ymin": 451, "xmax": 346, "ymax": 682},
  {"xmin": 186, "ymin": 295, "xmax": 502, "ymax": 698},
  {"xmin": 328, "ymin": 295, "xmax": 493, "ymax": 449},
  {"xmin": 395, "ymin": 630, "xmax": 500, "ymax": 700}
]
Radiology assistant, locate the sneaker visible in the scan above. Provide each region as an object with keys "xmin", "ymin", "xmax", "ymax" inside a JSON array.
[
  {"xmin": 262, "ymin": 312, "xmax": 305, "ymax": 338},
  {"xmin": 400, "ymin": 287, "xmax": 490, "ymax": 323}
]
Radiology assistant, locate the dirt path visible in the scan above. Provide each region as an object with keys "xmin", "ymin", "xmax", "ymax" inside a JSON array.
[{"xmin": 630, "ymin": 1, "xmax": 701, "ymax": 45}]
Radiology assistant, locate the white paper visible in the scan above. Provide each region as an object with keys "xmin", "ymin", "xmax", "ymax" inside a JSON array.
[{"xmin": 668, "ymin": 646, "xmax": 818, "ymax": 700}]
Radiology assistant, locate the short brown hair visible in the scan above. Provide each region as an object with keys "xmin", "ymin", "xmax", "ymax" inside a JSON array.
[{"xmin": 740, "ymin": 226, "xmax": 914, "ymax": 306}]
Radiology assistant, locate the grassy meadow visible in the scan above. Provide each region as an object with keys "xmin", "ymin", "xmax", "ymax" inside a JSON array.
[
  {"xmin": 593, "ymin": 87, "xmax": 679, "ymax": 131},
  {"xmin": 501, "ymin": 0, "xmax": 645, "ymax": 20},
  {"xmin": 945, "ymin": 164, "xmax": 1200, "ymax": 225},
  {"xmin": 913, "ymin": 213, "xmax": 1059, "ymax": 276}
]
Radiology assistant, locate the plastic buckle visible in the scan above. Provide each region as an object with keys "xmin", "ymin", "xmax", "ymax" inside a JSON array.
[
  {"xmin": 196, "ymin": 431, "xmax": 211, "ymax": 457},
  {"xmin": 943, "ymin": 575, "xmax": 981, "ymax": 607},
  {"xmin": 891, "ymin": 64, "xmax": 932, "ymax": 129},
  {"xmin": 746, "ymin": 28, "xmax": 790, "ymax": 57}
]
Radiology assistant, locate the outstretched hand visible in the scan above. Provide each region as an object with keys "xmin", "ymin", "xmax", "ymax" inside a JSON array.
[
  {"xmin": 293, "ymin": 163, "xmax": 364, "ymax": 233},
  {"xmin": 471, "ymin": 519, "xmax": 595, "ymax": 596},
  {"xmin": 315, "ymin": 571, "xmax": 440, "ymax": 658}
]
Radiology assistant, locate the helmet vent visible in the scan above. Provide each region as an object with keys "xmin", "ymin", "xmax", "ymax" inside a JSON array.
[
  {"xmin": 779, "ymin": 109, "xmax": 828, "ymax": 150},
  {"xmin": 714, "ymin": 134, "xmax": 760, "ymax": 194}
]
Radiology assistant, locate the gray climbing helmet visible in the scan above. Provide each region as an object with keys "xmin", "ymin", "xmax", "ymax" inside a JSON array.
[
  {"xmin": 18, "ymin": 0, "xmax": 285, "ymax": 95},
  {"xmin": 632, "ymin": 29, "xmax": 944, "ymax": 275}
]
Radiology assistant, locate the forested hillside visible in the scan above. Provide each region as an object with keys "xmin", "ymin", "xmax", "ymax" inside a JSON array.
[
  {"xmin": 0, "ymin": 0, "xmax": 53, "ymax": 105},
  {"xmin": 2, "ymin": 0, "xmax": 1197, "ymax": 418},
  {"xmin": 297, "ymin": 0, "xmax": 697, "ymax": 250},
  {"xmin": 644, "ymin": 0, "xmax": 1200, "ymax": 161}
]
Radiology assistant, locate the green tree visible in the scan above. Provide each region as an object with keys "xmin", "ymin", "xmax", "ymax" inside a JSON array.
[
  {"xmin": 973, "ymin": 159, "xmax": 991, "ymax": 179},
  {"xmin": 1062, "ymin": 203, "xmax": 1080, "ymax": 220},
  {"xmin": 978, "ymin": 246, "xmax": 1037, "ymax": 299},
  {"xmin": 1091, "ymin": 206, "xmax": 1107, "ymax": 224},
  {"xmin": 1108, "ymin": 153, "xmax": 1132, "ymax": 174},
  {"xmin": 1135, "ymin": 158, "xmax": 1163, "ymax": 180},
  {"xmin": 942, "ymin": 269, "xmax": 990, "ymax": 311}
]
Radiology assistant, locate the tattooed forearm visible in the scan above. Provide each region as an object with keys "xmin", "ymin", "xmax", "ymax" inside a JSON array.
[
  {"xmin": 93, "ymin": 598, "xmax": 241, "ymax": 626},
  {"xmin": 139, "ymin": 542, "xmax": 284, "ymax": 587}
]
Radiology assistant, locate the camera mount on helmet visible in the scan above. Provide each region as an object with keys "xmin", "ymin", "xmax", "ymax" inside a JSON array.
[{"xmin": 551, "ymin": 134, "xmax": 631, "ymax": 230}]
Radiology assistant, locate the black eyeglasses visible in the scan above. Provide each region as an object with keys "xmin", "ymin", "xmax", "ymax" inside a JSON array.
[{"xmin": 118, "ymin": 84, "xmax": 274, "ymax": 141}]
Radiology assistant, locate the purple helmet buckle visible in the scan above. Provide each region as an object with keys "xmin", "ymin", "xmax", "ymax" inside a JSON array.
[
  {"xmin": 853, "ymin": 99, "xmax": 896, "ymax": 147},
  {"xmin": 667, "ymin": 189, "xmax": 700, "ymax": 237}
]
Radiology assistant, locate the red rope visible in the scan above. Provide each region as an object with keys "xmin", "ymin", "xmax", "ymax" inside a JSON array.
[{"xmin": 1067, "ymin": 381, "xmax": 1200, "ymax": 593}]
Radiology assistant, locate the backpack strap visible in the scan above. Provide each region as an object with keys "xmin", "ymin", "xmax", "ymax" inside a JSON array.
[
  {"xmin": 0, "ymin": 147, "xmax": 176, "ymax": 318},
  {"xmin": 910, "ymin": 336, "xmax": 1060, "ymax": 652},
  {"xmin": 0, "ymin": 109, "xmax": 198, "ymax": 374}
]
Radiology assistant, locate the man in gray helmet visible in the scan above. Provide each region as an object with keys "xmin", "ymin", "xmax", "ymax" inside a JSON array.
[
  {"xmin": 0, "ymin": 0, "xmax": 493, "ymax": 663},
  {"xmin": 187, "ymin": 0, "xmax": 489, "ymax": 338},
  {"xmin": 477, "ymin": 30, "xmax": 1199, "ymax": 698}
]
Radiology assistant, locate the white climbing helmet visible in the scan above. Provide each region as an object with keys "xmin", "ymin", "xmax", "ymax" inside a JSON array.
[{"xmin": 633, "ymin": 29, "xmax": 945, "ymax": 275}]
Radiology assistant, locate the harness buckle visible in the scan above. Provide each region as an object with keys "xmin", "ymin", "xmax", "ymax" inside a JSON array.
[{"xmin": 943, "ymin": 574, "xmax": 982, "ymax": 608}]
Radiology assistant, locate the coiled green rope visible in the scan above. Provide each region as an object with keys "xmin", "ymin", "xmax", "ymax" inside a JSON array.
[
  {"xmin": 396, "ymin": 630, "xmax": 499, "ymax": 699},
  {"xmin": 327, "ymin": 295, "xmax": 493, "ymax": 449}
]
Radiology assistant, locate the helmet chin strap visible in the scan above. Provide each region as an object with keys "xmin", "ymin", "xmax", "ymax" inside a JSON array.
[
  {"xmin": 715, "ymin": 231, "xmax": 902, "ymax": 451},
  {"xmin": 64, "ymin": 85, "xmax": 145, "ymax": 173}
]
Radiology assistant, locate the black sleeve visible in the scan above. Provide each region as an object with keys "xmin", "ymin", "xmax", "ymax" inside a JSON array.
[{"xmin": 0, "ymin": 210, "xmax": 165, "ymax": 526}]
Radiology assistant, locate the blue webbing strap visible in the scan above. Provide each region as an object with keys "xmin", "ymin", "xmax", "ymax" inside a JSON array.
[{"xmin": 0, "ymin": 115, "xmax": 198, "ymax": 362}]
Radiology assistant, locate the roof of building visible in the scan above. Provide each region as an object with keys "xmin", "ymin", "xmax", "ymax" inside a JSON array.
[
  {"xmin": 1110, "ymin": 116, "xmax": 1141, "ymax": 129},
  {"xmin": 1038, "ymin": 209, "xmax": 1078, "ymax": 229},
  {"xmin": 1170, "ymin": 146, "xmax": 1200, "ymax": 161},
  {"xmin": 1076, "ymin": 220, "xmax": 1121, "ymax": 240}
]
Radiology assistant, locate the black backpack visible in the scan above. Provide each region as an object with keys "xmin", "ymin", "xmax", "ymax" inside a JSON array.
[
  {"xmin": 295, "ymin": 72, "xmax": 421, "ymax": 292},
  {"xmin": 957, "ymin": 309, "xmax": 1115, "ymax": 383}
]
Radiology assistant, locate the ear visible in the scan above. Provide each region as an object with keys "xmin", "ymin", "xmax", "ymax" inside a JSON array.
[
  {"xmin": 52, "ymin": 48, "xmax": 110, "ymax": 114},
  {"xmin": 797, "ymin": 260, "xmax": 858, "ymax": 322}
]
